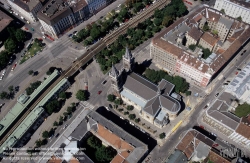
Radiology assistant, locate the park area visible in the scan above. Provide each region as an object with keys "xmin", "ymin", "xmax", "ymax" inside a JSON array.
[{"xmin": 20, "ymin": 38, "xmax": 44, "ymax": 64}]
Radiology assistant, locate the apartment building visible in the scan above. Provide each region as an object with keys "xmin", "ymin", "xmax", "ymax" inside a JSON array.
[
  {"xmin": 38, "ymin": 0, "xmax": 112, "ymax": 38},
  {"xmin": 7, "ymin": 0, "xmax": 42, "ymax": 23},
  {"xmin": 199, "ymin": 32, "xmax": 219, "ymax": 51},
  {"xmin": 150, "ymin": 5, "xmax": 250, "ymax": 87},
  {"xmin": 203, "ymin": 92, "xmax": 250, "ymax": 150},
  {"xmin": 214, "ymin": 0, "xmax": 250, "ymax": 24},
  {"xmin": 185, "ymin": 27, "xmax": 203, "ymax": 47}
]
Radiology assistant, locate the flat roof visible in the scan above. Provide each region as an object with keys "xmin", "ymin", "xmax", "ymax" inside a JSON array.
[
  {"xmin": 0, "ymin": 70, "xmax": 59, "ymax": 138},
  {"xmin": 0, "ymin": 10, "xmax": 13, "ymax": 32}
]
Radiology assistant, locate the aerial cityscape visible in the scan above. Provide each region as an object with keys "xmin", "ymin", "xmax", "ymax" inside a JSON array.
[{"xmin": 0, "ymin": 0, "xmax": 249, "ymax": 163}]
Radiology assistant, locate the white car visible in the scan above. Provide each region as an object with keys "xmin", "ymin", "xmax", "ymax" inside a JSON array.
[
  {"xmin": 2, "ymin": 69, "xmax": 6, "ymax": 76},
  {"xmin": 0, "ymin": 76, "xmax": 2, "ymax": 80},
  {"xmin": 63, "ymin": 124, "xmax": 68, "ymax": 129}
]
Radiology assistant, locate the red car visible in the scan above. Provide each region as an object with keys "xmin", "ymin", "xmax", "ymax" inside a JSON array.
[
  {"xmin": 98, "ymin": 91, "xmax": 102, "ymax": 95},
  {"xmin": 212, "ymin": 144, "xmax": 219, "ymax": 147},
  {"xmin": 11, "ymin": 62, "xmax": 17, "ymax": 71},
  {"xmin": 200, "ymin": 126, "xmax": 204, "ymax": 129}
]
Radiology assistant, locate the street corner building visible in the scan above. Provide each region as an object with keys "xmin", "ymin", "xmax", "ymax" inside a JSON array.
[
  {"xmin": 7, "ymin": 0, "xmax": 43, "ymax": 23},
  {"xmin": 109, "ymin": 47, "xmax": 181, "ymax": 129},
  {"xmin": 150, "ymin": 5, "xmax": 250, "ymax": 88},
  {"xmin": 202, "ymin": 92, "xmax": 250, "ymax": 150},
  {"xmin": 37, "ymin": 0, "xmax": 112, "ymax": 39},
  {"xmin": 167, "ymin": 129, "xmax": 231, "ymax": 163}
]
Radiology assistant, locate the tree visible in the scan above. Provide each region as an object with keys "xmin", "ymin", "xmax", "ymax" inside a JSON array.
[
  {"xmin": 0, "ymin": 91, "xmax": 8, "ymax": 99},
  {"xmin": 159, "ymin": 132, "xmax": 166, "ymax": 139},
  {"xmin": 153, "ymin": 18, "xmax": 162, "ymax": 26},
  {"xmin": 76, "ymin": 90, "xmax": 88, "ymax": 101},
  {"xmin": 126, "ymin": 105, "xmax": 134, "ymax": 111},
  {"xmin": 28, "ymin": 70, "xmax": 34, "ymax": 75},
  {"xmin": 162, "ymin": 15, "xmax": 172, "ymax": 27},
  {"xmin": 173, "ymin": 76, "xmax": 189, "ymax": 93},
  {"xmin": 25, "ymin": 81, "xmax": 42, "ymax": 95},
  {"xmin": 87, "ymin": 136, "xmax": 102, "ymax": 149},
  {"xmin": 0, "ymin": 50, "xmax": 10, "ymax": 69},
  {"xmin": 124, "ymin": 111, "xmax": 129, "ymax": 115},
  {"xmin": 46, "ymin": 67, "xmax": 56, "ymax": 75},
  {"xmin": 45, "ymin": 100, "xmax": 60, "ymax": 115},
  {"xmin": 203, "ymin": 22, "xmax": 209, "ymax": 31},
  {"xmin": 35, "ymin": 139, "xmax": 42, "ymax": 147},
  {"xmin": 90, "ymin": 24, "xmax": 101, "ymax": 40},
  {"xmin": 4, "ymin": 38, "xmax": 16, "ymax": 53},
  {"xmin": 235, "ymin": 103, "xmax": 250, "ymax": 118},
  {"xmin": 135, "ymin": 118, "xmax": 140, "ymax": 123},
  {"xmin": 59, "ymin": 92, "xmax": 67, "ymax": 99},
  {"xmin": 42, "ymin": 131, "xmax": 49, "ymax": 139},
  {"xmin": 202, "ymin": 48, "xmax": 211, "ymax": 59},
  {"xmin": 15, "ymin": 29, "xmax": 26, "ymax": 42},
  {"xmin": 237, "ymin": 16, "xmax": 242, "ymax": 21},
  {"xmin": 107, "ymin": 94, "xmax": 116, "ymax": 102},
  {"xmin": 114, "ymin": 98, "xmax": 123, "ymax": 105},
  {"xmin": 211, "ymin": 30, "xmax": 218, "ymax": 36},
  {"xmin": 53, "ymin": 121, "xmax": 58, "ymax": 126},
  {"xmin": 8, "ymin": 86, "xmax": 14, "ymax": 92},
  {"xmin": 128, "ymin": 114, "xmax": 136, "ymax": 120},
  {"xmin": 59, "ymin": 116, "xmax": 64, "ymax": 123},
  {"xmin": 188, "ymin": 44, "xmax": 196, "ymax": 51},
  {"xmin": 95, "ymin": 146, "xmax": 117, "ymax": 162},
  {"xmin": 185, "ymin": 91, "xmax": 191, "ymax": 96},
  {"xmin": 221, "ymin": 9, "xmax": 225, "ymax": 14}
]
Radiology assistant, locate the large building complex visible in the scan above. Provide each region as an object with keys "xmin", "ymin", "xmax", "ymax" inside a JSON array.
[
  {"xmin": 150, "ymin": 5, "xmax": 250, "ymax": 87},
  {"xmin": 7, "ymin": 0, "xmax": 43, "ymax": 23},
  {"xmin": 37, "ymin": 0, "xmax": 111, "ymax": 38},
  {"xmin": 171, "ymin": 129, "xmax": 231, "ymax": 163},
  {"xmin": 225, "ymin": 62, "xmax": 250, "ymax": 104},
  {"xmin": 109, "ymin": 48, "xmax": 181, "ymax": 128},
  {"xmin": 0, "ymin": 70, "xmax": 71, "ymax": 155},
  {"xmin": 214, "ymin": 0, "xmax": 250, "ymax": 24},
  {"xmin": 202, "ymin": 92, "xmax": 250, "ymax": 150},
  {"xmin": 48, "ymin": 111, "xmax": 148, "ymax": 163}
]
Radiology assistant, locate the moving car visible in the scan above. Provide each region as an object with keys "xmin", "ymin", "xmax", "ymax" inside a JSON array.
[
  {"xmin": 215, "ymin": 93, "xmax": 219, "ymax": 97},
  {"xmin": 11, "ymin": 62, "xmax": 17, "ymax": 71},
  {"xmin": 63, "ymin": 124, "xmax": 68, "ymax": 129},
  {"xmin": 98, "ymin": 90, "xmax": 102, "ymax": 94}
]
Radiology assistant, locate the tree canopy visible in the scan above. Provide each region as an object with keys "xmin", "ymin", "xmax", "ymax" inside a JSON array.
[
  {"xmin": 25, "ymin": 81, "xmax": 42, "ymax": 95},
  {"xmin": 4, "ymin": 38, "xmax": 16, "ymax": 53},
  {"xmin": 45, "ymin": 100, "xmax": 60, "ymax": 115},
  {"xmin": 87, "ymin": 136, "xmax": 102, "ymax": 149},
  {"xmin": 95, "ymin": 146, "xmax": 117, "ymax": 162},
  {"xmin": 235, "ymin": 103, "xmax": 250, "ymax": 118},
  {"xmin": 76, "ymin": 90, "xmax": 88, "ymax": 101},
  {"xmin": 15, "ymin": 29, "xmax": 26, "ymax": 42}
]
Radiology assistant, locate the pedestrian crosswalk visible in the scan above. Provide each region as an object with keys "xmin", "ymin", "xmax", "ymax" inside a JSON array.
[{"xmin": 80, "ymin": 101, "xmax": 94, "ymax": 109}]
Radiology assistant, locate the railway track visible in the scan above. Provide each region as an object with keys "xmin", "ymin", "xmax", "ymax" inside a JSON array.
[{"xmin": 0, "ymin": 0, "xmax": 171, "ymax": 147}]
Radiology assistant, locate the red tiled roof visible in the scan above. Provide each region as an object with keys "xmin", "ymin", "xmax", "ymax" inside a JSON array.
[
  {"xmin": 200, "ymin": 32, "xmax": 218, "ymax": 46},
  {"xmin": 208, "ymin": 151, "xmax": 230, "ymax": 163},
  {"xmin": 187, "ymin": 27, "xmax": 203, "ymax": 41},
  {"xmin": 47, "ymin": 156, "xmax": 62, "ymax": 163}
]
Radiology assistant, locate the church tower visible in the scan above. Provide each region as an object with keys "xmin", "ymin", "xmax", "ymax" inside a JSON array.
[
  {"xmin": 109, "ymin": 65, "xmax": 122, "ymax": 93},
  {"xmin": 123, "ymin": 47, "xmax": 134, "ymax": 72}
]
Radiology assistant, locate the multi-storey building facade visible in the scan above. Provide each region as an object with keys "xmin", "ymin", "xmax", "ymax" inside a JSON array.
[
  {"xmin": 38, "ymin": 0, "xmax": 111, "ymax": 38},
  {"xmin": 202, "ymin": 92, "xmax": 250, "ymax": 150},
  {"xmin": 150, "ymin": 5, "xmax": 250, "ymax": 88},
  {"xmin": 7, "ymin": 0, "xmax": 42, "ymax": 23},
  {"xmin": 214, "ymin": 0, "xmax": 250, "ymax": 24}
]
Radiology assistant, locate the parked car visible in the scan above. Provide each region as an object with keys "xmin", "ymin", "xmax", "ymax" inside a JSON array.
[
  {"xmin": 98, "ymin": 90, "xmax": 102, "ymax": 94},
  {"xmin": 215, "ymin": 93, "xmax": 219, "ymax": 97},
  {"xmin": 2, "ymin": 69, "xmax": 6, "ymax": 76},
  {"xmin": 68, "ymin": 34, "xmax": 73, "ymax": 38},
  {"xmin": 0, "ymin": 103, "xmax": 4, "ymax": 107},
  {"xmin": 73, "ymin": 31, "xmax": 78, "ymax": 35},
  {"xmin": 55, "ymin": 133, "xmax": 60, "ymax": 138},
  {"xmin": 0, "ymin": 76, "xmax": 3, "ymax": 80},
  {"xmin": 102, "ymin": 80, "xmax": 107, "ymax": 85}
]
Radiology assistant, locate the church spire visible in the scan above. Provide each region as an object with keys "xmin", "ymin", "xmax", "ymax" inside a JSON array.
[
  {"xmin": 110, "ymin": 64, "xmax": 119, "ymax": 78},
  {"xmin": 124, "ymin": 47, "xmax": 132, "ymax": 61}
]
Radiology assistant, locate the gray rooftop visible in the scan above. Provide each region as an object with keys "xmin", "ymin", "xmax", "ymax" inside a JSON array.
[
  {"xmin": 37, "ymin": 0, "xmax": 73, "ymax": 25},
  {"xmin": 70, "ymin": 119, "xmax": 88, "ymax": 141},
  {"xmin": 10, "ymin": 0, "xmax": 41, "ymax": 12},
  {"xmin": 123, "ymin": 73, "xmax": 158, "ymax": 100},
  {"xmin": 226, "ymin": 62, "xmax": 250, "ymax": 100},
  {"xmin": 218, "ymin": 16, "xmax": 234, "ymax": 29},
  {"xmin": 122, "ymin": 73, "xmax": 180, "ymax": 116},
  {"xmin": 166, "ymin": 150, "xmax": 188, "ymax": 163},
  {"xmin": 195, "ymin": 142, "xmax": 210, "ymax": 159}
]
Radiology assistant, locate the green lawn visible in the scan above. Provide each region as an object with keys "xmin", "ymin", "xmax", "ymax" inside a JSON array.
[
  {"xmin": 20, "ymin": 40, "xmax": 43, "ymax": 64},
  {"xmin": 235, "ymin": 103, "xmax": 250, "ymax": 118}
]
